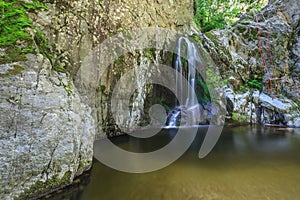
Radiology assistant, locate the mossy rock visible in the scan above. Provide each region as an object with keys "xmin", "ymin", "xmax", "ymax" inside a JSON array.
[
  {"xmin": 0, "ymin": 46, "xmax": 28, "ymax": 64},
  {"xmin": 0, "ymin": 64, "xmax": 25, "ymax": 78},
  {"xmin": 232, "ymin": 112, "xmax": 248, "ymax": 122},
  {"xmin": 15, "ymin": 171, "xmax": 72, "ymax": 200},
  {"xmin": 0, "ymin": 0, "xmax": 52, "ymax": 65}
]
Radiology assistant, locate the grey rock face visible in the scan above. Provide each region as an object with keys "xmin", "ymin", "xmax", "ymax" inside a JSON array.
[
  {"xmin": 202, "ymin": 0, "xmax": 300, "ymax": 123},
  {"xmin": 1, "ymin": 0, "xmax": 195, "ymax": 198},
  {"xmin": 225, "ymin": 87, "xmax": 300, "ymax": 126},
  {"xmin": 203, "ymin": 0, "xmax": 299, "ymax": 97},
  {"xmin": 45, "ymin": 0, "xmax": 195, "ymax": 137},
  {"xmin": 0, "ymin": 55, "xmax": 95, "ymax": 199}
]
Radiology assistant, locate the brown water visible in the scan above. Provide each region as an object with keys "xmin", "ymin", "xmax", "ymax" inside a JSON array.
[{"xmin": 52, "ymin": 126, "xmax": 300, "ymax": 200}]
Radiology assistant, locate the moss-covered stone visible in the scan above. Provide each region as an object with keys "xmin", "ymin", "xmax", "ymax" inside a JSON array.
[
  {"xmin": 34, "ymin": 29, "xmax": 52, "ymax": 63},
  {"xmin": 0, "ymin": 0, "xmax": 48, "ymax": 64},
  {"xmin": 15, "ymin": 171, "xmax": 72, "ymax": 200},
  {"xmin": 0, "ymin": 64, "xmax": 25, "ymax": 78},
  {"xmin": 232, "ymin": 112, "xmax": 248, "ymax": 122},
  {"xmin": 0, "ymin": 46, "xmax": 28, "ymax": 64}
]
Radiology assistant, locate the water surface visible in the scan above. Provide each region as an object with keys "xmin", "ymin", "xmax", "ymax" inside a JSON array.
[{"xmin": 53, "ymin": 126, "xmax": 300, "ymax": 200}]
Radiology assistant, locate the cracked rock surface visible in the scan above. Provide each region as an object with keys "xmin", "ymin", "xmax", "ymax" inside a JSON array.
[{"xmin": 0, "ymin": 54, "xmax": 95, "ymax": 199}]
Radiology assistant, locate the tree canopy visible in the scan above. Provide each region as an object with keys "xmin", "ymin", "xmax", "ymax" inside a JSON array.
[{"xmin": 194, "ymin": 0, "xmax": 267, "ymax": 32}]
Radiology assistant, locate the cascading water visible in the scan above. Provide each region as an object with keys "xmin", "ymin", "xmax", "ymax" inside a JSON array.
[
  {"xmin": 166, "ymin": 37, "xmax": 202, "ymax": 127},
  {"xmin": 175, "ymin": 37, "xmax": 200, "ymax": 108}
]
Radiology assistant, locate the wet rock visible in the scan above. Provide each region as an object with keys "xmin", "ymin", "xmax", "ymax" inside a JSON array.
[
  {"xmin": 224, "ymin": 87, "xmax": 256, "ymax": 123},
  {"xmin": 48, "ymin": 0, "xmax": 195, "ymax": 137},
  {"xmin": 294, "ymin": 118, "xmax": 300, "ymax": 127},
  {"xmin": 166, "ymin": 102, "xmax": 221, "ymax": 126},
  {"xmin": 292, "ymin": 61, "xmax": 300, "ymax": 82}
]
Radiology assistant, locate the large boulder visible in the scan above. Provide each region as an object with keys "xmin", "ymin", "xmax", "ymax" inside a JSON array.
[
  {"xmin": 0, "ymin": 0, "xmax": 196, "ymax": 198},
  {"xmin": 0, "ymin": 54, "xmax": 95, "ymax": 199},
  {"xmin": 225, "ymin": 87, "xmax": 300, "ymax": 126}
]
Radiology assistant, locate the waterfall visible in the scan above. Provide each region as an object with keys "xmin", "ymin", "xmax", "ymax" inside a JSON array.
[
  {"xmin": 167, "ymin": 109, "xmax": 181, "ymax": 127},
  {"xmin": 166, "ymin": 37, "xmax": 201, "ymax": 127},
  {"xmin": 175, "ymin": 37, "xmax": 201, "ymax": 107}
]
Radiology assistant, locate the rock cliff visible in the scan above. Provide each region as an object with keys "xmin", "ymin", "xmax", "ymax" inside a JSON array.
[
  {"xmin": 0, "ymin": 0, "xmax": 194, "ymax": 199},
  {"xmin": 1, "ymin": 0, "xmax": 299, "ymax": 199},
  {"xmin": 200, "ymin": 0, "xmax": 300, "ymax": 126}
]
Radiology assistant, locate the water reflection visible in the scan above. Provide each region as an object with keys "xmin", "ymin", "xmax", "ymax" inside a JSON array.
[{"xmin": 47, "ymin": 126, "xmax": 300, "ymax": 200}]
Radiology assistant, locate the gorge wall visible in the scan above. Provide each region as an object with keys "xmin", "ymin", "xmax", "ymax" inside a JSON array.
[
  {"xmin": 0, "ymin": 0, "xmax": 194, "ymax": 199},
  {"xmin": 1, "ymin": 0, "xmax": 299, "ymax": 199},
  {"xmin": 49, "ymin": 0, "xmax": 195, "ymax": 137},
  {"xmin": 199, "ymin": 0, "xmax": 300, "ymax": 126}
]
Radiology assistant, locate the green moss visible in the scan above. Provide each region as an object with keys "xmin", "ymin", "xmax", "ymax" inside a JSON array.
[
  {"xmin": 197, "ymin": 76, "xmax": 211, "ymax": 103},
  {"xmin": 0, "ymin": 64, "xmax": 25, "ymax": 78},
  {"xmin": 0, "ymin": 46, "xmax": 28, "ymax": 64},
  {"xmin": 192, "ymin": 34, "xmax": 201, "ymax": 44},
  {"xmin": 0, "ymin": 1, "xmax": 32, "ymax": 46},
  {"xmin": 15, "ymin": 171, "xmax": 72, "ymax": 200},
  {"xmin": 232, "ymin": 112, "xmax": 247, "ymax": 122},
  {"xmin": 206, "ymin": 67, "xmax": 223, "ymax": 88},
  {"xmin": 143, "ymin": 48, "xmax": 156, "ymax": 61},
  {"xmin": 247, "ymin": 74, "xmax": 263, "ymax": 90},
  {"xmin": 34, "ymin": 29, "xmax": 52, "ymax": 62},
  {"xmin": 0, "ymin": 0, "xmax": 51, "ymax": 64}
]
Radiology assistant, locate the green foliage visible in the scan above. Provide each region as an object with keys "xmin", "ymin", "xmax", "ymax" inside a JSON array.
[
  {"xmin": 197, "ymin": 76, "xmax": 210, "ymax": 103},
  {"xmin": 143, "ymin": 48, "xmax": 156, "ymax": 61},
  {"xmin": 247, "ymin": 79, "xmax": 262, "ymax": 90},
  {"xmin": 53, "ymin": 65, "xmax": 67, "ymax": 73},
  {"xmin": 23, "ymin": 0, "xmax": 48, "ymax": 11},
  {"xmin": 192, "ymin": 34, "xmax": 201, "ymax": 44},
  {"xmin": 194, "ymin": 0, "xmax": 266, "ymax": 32},
  {"xmin": 247, "ymin": 74, "xmax": 263, "ymax": 90},
  {"xmin": 0, "ymin": 1, "xmax": 32, "ymax": 46},
  {"xmin": 34, "ymin": 29, "xmax": 52, "ymax": 61},
  {"xmin": 232, "ymin": 112, "xmax": 239, "ymax": 121},
  {"xmin": 239, "ymin": 84, "xmax": 246, "ymax": 91},
  {"xmin": 232, "ymin": 112, "xmax": 247, "ymax": 122},
  {"xmin": 0, "ymin": 0, "xmax": 47, "ymax": 46}
]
